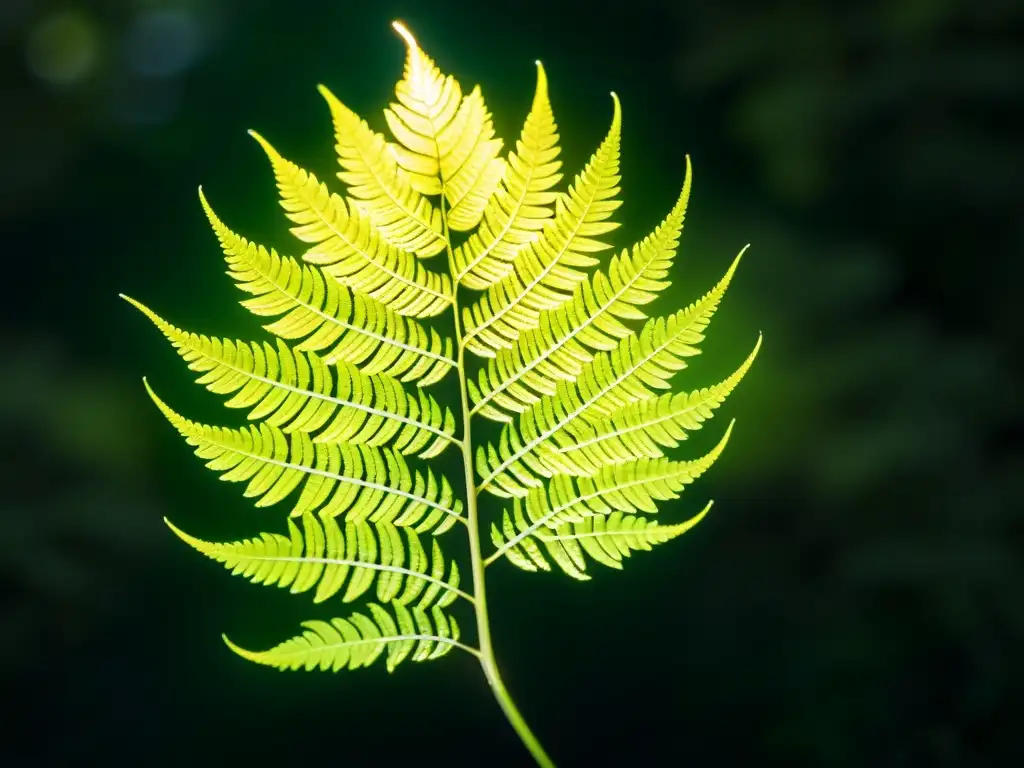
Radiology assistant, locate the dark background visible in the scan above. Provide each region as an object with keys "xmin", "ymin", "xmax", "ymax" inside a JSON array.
[{"xmin": 2, "ymin": 0, "xmax": 1021, "ymax": 765}]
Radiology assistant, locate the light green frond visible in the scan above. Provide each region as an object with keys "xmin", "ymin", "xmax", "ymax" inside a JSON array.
[
  {"xmin": 558, "ymin": 337, "xmax": 759, "ymax": 468},
  {"xmin": 440, "ymin": 86, "xmax": 506, "ymax": 231},
  {"xmin": 144, "ymin": 382, "xmax": 464, "ymax": 534},
  {"xmin": 123, "ymin": 296, "xmax": 456, "ymax": 458},
  {"xmin": 452, "ymin": 61, "xmax": 562, "ymax": 289},
  {"xmin": 200, "ymin": 189, "xmax": 455, "ymax": 386},
  {"xmin": 490, "ymin": 503, "xmax": 712, "ymax": 580},
  {"xmin": 385, "ymin": 24, "xmax": 505, "ymax": 230},
  {"xmin": 485, "ymin": 425, "xmax": 730, "ymax": 571},
  {"xmin": 528, "ymin": 422, "xmax": 731, "ymax": 532},
  {"xmin": 126, "ymin": 23, "xmax": 762, "ymax": 760},
  {"xmin": 223, "ymin": 602, "xmax": 470, "ymax": 673},
  {"xmin": 468, "ymin": 167, "xmax": 691, "ymax": 421},
  {"xmin": 317, "ymin": 85, "xmax": 447, "ymax": 259},
  {"xmin": 476, "ymin": 249, "xmax": 744, "ymax": 497},
  {"xmin": 165, "ymin": 513, "xmax": 467, "ymax": 607},
  {"xmin": 461, "ymin": 94, "xmax": 623, "ymax": 357},
  {"xmin": 250, "ymin": 131, "xmax": 451, "ymax": 315}
]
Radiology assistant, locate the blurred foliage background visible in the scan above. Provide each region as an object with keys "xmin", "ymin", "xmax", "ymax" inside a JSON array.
[{"xmin": 2, "ymin": 0, "xmax": 1021, "ymax": 765}]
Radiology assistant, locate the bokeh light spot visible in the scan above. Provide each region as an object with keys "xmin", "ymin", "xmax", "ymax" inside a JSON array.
[
  {"xmin": 123, "ymin": 9, "xmax": 203, "ymax": 78},
  {"xmin": 26, "ymin": 10, "xmax": 99, "ymax": 86}
]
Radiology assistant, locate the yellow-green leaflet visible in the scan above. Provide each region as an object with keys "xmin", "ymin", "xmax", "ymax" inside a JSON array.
[{"xmin": 123, "ymin": 21, "xmax": 761, "ymax": 768}]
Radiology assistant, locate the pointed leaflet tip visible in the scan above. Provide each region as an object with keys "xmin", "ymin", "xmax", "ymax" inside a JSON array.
[
  {"xmin": 197, "ymin": 185, "xmax": 211, "ymax": 213},
  {"xmin": 247, "ymin": 130, "xmax": 279, "ymax": 163},
  {"xmin": 609, "ymin": 91, "xmax": 622, "ymax": 127},
  {"xmin": 316, "ymin": 83, "xmax": 343, "ymax": 109},
  {"xmin": 162, "ymin": 516, "xmax": 211, "ymax": 554},
  {"xmin": 685, "ymin": 499, "xmax": 714, "ymax": 529},
  {"xmin": 221, "ymin": 633, "xmax": 256, "ymax": 661},
  {"xmin": 392, "ymin": 20, "xmax": 417, "ymax": 50},
  {"xmin": 162, "ymin": 516, "xmax": 190, "ymax": 543}
]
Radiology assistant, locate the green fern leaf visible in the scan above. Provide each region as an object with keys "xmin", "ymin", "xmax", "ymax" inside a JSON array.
[
  {"xmin": 144, "ymin": 381, "xmax": 463, "ymax": 534},
  {"xmin": 200, "ymin": 189, "xmax": 455, "ymax": 386},
  {"xmin": 492, "ymin": 421, "xmax": 733, "ymax": 549},
  {"xmin": 451, "ymin": 61, "xmax": 562, "ymax": 289},
  {"xmin": 477, "ymin": 252, "xmax": 749, "ymax": 498},
  {"xmin": 122, "ymin": 296, "xmax": 455, "ymax": 458},
  {"xmin": 223, "ymin": 602, "xmax": 466, "ymax": 673},
  {"xmin": 318, "ymin": 86, "xmax": 447, "ymax": 259},
  {"xmin": 165, "ymin": 513, "xmax": 466, "ymax": 607},
  {"xmin": 460, "ymin": 94, "xmax": 622, "ymax": 358},
  {"xmin": 385, "ymin": 23, "xmax": 506, "ymax": 231},
  {"xmin": 252, "ymin": 131, "xmax": 451, "ymax": 313},
  {"xmin": 468, "ymin": 164, "xmax": 691, "ymax": 421},
  {"xmin": 558, "ymin": 337, "xmax": 760, "ymax": 468},
  {"xmin": 491, "ymin": 503, "xmax": 712, "ymax": 580},
  {"xmin": 124, "ymin": 21, "xmax": 761, "ymax": 767}
]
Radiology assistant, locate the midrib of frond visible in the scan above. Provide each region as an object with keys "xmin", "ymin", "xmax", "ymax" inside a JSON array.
[
  {"xmin": 241, "ymin": 633, "xmax": 476, "ymax": 659},
  {"xmin": 559, "ymin": 332, "xmax": 759, "ymax": 455},
  {"xmin": 559, "ymin": 399, "xmax": 702, "ymax": 454},
  {"xmin": 197, "ymin": 428, "xmax": 463, "ymax": 521},
  {"xmin": 479, "ymin": 312, "xmax": 698, "ymax": 490},
  {"xmin": 538, "ymin": 528, "xmax": 661, "ymax": 542},
  {"xmin": 470, "ymin": 244, "xmax": 655, "ymax": 416},
  {"xmin": 252, "ymin": 259, "xmax": 454, "ymax": 368},
  {"xmin": 485, "ymin": 461, "xmax": 692, "ymax": 564},
  {"xmin": 218, "ymin": 552, "xmax": 472, "ymax": 603},
  {"xmin": 463, "ymin": 168, "xmax": 612, "ymax": 347},
  {"xmin": 195, "ymin": 345, "xmax": 454, "ymax": 445}
]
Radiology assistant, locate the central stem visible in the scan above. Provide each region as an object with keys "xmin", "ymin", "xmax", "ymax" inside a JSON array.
[
  {"xmin": 440, "ymin": 193, "xmax": 553, "ymax": 767},
  {"xmin": 452, "ymin": 307, "xmax": 555, "ymax": 768}
]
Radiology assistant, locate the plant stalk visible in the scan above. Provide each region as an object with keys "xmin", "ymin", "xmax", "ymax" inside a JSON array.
[
  {"xmin": 453, "ymin": 319, "xmax": 555, "ymax": 768},
  {"xmin": 441, "ymin": 192, "xmax": 553, "ymax": 767}
]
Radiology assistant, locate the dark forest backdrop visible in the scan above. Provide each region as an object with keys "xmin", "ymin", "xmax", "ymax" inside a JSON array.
[{"xmin": 2, "ymin": 0, "xmax": 1021, "ymax": 765}]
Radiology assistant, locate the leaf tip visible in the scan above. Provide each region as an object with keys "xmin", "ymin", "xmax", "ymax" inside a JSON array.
[
  {"xmin": 221, "ymin": 633, "xmax": 258, "ymax": 663},
  {"xmin": 391, "ymin": 20, "xmax": 417, "ymax": 50}
]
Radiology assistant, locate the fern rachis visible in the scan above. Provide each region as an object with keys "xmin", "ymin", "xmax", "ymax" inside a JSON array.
[{"xmin": 124, "ymin": 22, "xmax": 759, "ymax": 767}]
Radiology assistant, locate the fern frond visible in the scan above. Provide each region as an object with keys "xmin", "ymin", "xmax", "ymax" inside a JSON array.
[
  {"xmin": 468, "ymin": 166, "xmax": 691, "ymax": 421},
  {"xmin": 144, "ymin": 382, "xmax": 464, "ymax": 534},
  {"xmin": 318, "ymin": 85, "xmax": 447, "ymax": 259},
  {"xmin": 487, "ymin": 422, "xmax": 732, "ymax": 573},
  {"xmin": 490, "ymin": 503, "xmax": 711, "ymax": 580},
  {"xmin": 250, "ymin": 131, "xmax": 451, "ymax": 315},
  {"xmin": 557, "ymin": 337, "xmax": 759, "ymax": 468},
  {"xmin": 165, "ymin": 514, "xmax": 468, "ymax": 607},
  {"xmin": 461, "ymin": 95, "xmax": 623, "ymax": 357},
  {"xmin": 452, "ymin": 61, "xmax": 562, "ymax": 289},
  {"xmin": 477, "ymin": 250, "xmax": 745, "ymax": 497},
  {"xmin": 200, "ymin": 189, "xmax": 455, "ymax": 386},
  {"xmin": 223, "ymin": 602, "xmax": 470, "ymax": 673},
  {"xmin": 386, "ymin": 23, "xmax": 505, "ymax": 230},
  {"xmin": 123, "ymin": 297, "xmax": 456, "ymax": 458},
  {"xmin": 126, "ymin": 23, "xmax": 762, "ymax": 764}
]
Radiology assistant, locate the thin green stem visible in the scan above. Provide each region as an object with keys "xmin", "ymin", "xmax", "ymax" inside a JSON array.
[
  {"xmin": 442, "ymin": 201, "xmax": 555, "ymax": 768},
  {"xmin": 454, "ymin": 324, "xmax": 556, "ymax": 768}
]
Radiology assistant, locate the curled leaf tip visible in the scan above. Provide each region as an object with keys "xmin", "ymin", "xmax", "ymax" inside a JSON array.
[{"xmin": 392, "ymin": 20, "xmax": 417, "ymax": 49}]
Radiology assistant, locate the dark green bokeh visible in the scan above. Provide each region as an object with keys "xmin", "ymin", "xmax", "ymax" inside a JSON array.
[{"xmin": 2, "ymin": 0, "xmax": 1020, "ymax": 765}]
